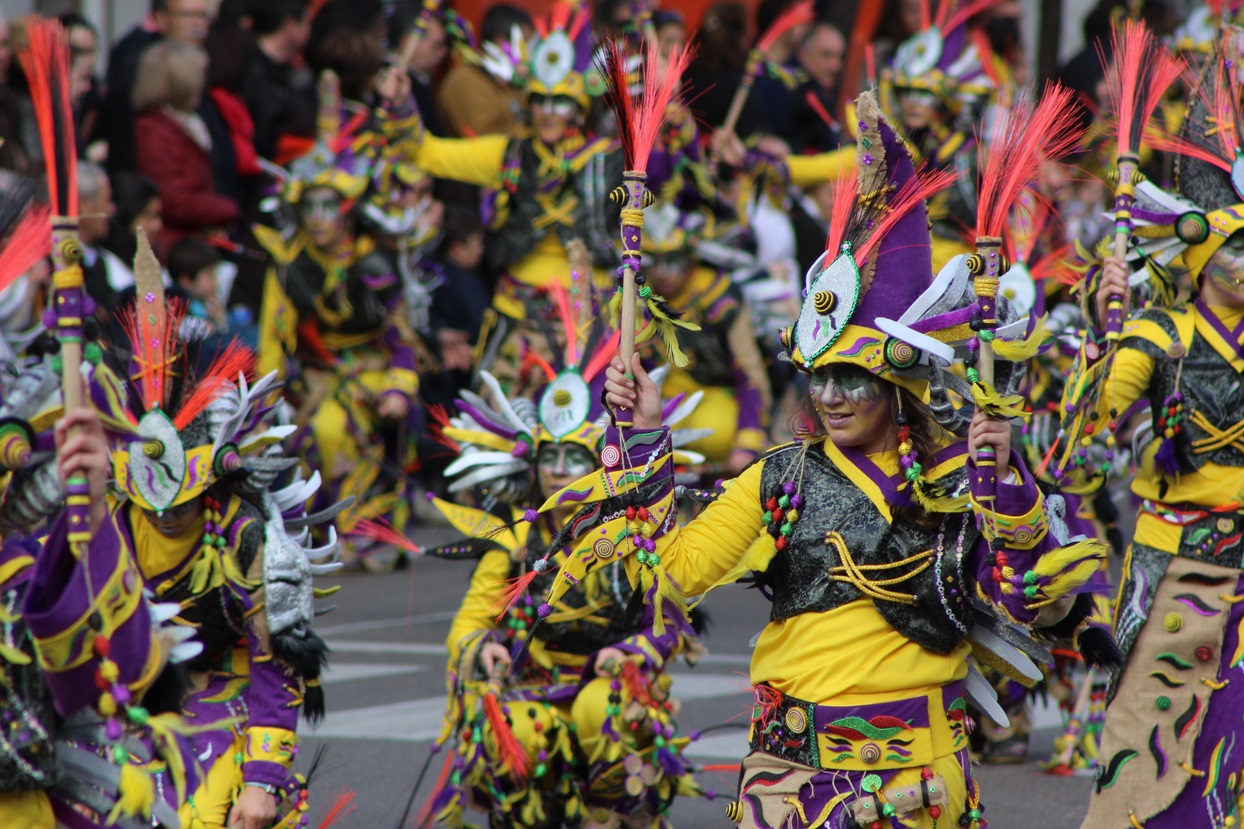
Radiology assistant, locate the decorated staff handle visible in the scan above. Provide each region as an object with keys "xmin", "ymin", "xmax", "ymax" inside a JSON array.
[
  {"xmin": 720, "ymin": 50, "xmax": 763, "ymax": 142},
  {"xmin": 50, "ymin": 215, "xmax": 92, "ymax": 551},
  {"xmin": 967, "ymin": 235, "xmax": 1004, "ymax": 508},
  {"xmin": 611, "ymin": 169, "xmax": 653, "ymax": 428},
  {"xmin": 1105, "ymin": 153, "xmax": 1140, "ymax": 340}
]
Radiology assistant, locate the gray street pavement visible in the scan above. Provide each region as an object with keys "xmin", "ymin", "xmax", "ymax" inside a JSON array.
[{"xmin": 294, "ymin": 532, "xmax": 1094, "ymax": 829}]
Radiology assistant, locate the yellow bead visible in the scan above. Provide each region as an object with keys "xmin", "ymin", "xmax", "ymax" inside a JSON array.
[
  {"xmin": 1163, "ymin": 613, "xmax": 1182, "ymax": 633},
  {"xmin": 1080, "ymin": 436, "xmax": 1092, "ymax": 447},
  {"xmin": 786, "ymin": 509, "xmax": 799, "ymax": 522},
  {"xmin": 98, "ymin": 692, "xmax": 117, "ymax": 717},
  {"xmin": 1164, "ymin": 428, "xmax": 1175, "ymax": 439},
  {"xmin": 99, "ymin": 660, "xmax": 120, "ymax": 683}
]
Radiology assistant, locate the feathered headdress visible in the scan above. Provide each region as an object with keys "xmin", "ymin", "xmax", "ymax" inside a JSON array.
[
  {"xmin": 782, "ymin": 91, "xmax": 958, "ymax": 397},
  {"xmin": 885, "ymin": 0, "xmax": 999, "ymax": 116}
]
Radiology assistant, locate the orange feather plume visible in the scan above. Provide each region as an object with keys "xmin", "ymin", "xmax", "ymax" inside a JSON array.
[
  {"xmin": 822, "ymin": 167, "xmax": 860, "ymax": 258},
  {"xmin": 351, "ymin": 517, "xmax": 421, "ymax": 555},
  {"xmin": 493, "ymin": 568, "xmax": 542, "ymax": 620},
  {"xmin": 600, "ymin": 38, "xmax": 694, "ymax": 172},
  {"xmin": 976, "ymin": 84, "xmax": 1085, "ymax": 240},
  {"xmin": 0, "ymin": 203, "xmax": 51, "ymax": 295},
  {"xmin": 854, "ymin": 167, "xmax": 960, "ymax": 266},
  {"xmin": 173, "ymin": 340, "xmax": 256, "ymax": 430},
  {"xmin": 18, "ymin": 19, "xmax": 76, "ymax": 217},
  {"xmin": 482, "ymin": 692, "xmax": 529, "ymax": 779},
  {"xmin": 1102, "ymin": 19, "xmax": 1185, "ymax": 157},
  {"xmin": 582, "ymin": 330, "xmax": 620, "ymax": 381},
  {"xmin": 315, "ymin": 790, "xmax": 357, "ymax": 829}
]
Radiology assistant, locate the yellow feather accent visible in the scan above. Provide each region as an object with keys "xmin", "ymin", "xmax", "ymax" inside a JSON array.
[
  {"xmin": 646, "ymin": 563, "xmax": 689, "ymax": 637},
  {"xmin": 1028, "ymin": 538, "xmax": 1108, "ymax": 604},
  {"xmin": 972, "ymin": 382, "xmax": 1029, "ymax": 418},
  {"xmin": 690, "ymin": 535, "xmax": 777, "ymax": 606},
  {"xmin": 441, "ymin": 427, "xmax": 516, "ymax": 454},
  {"xmin": 993, "ymin": 315, "xmax": 1047, "ymax": 362},
  {"xmin": 108, "ymin": 762, "xmax": 155, "ymax": 822},
  {"xmin": 607, "ymin": 289, "xmax": 624, "ymax": 329}
]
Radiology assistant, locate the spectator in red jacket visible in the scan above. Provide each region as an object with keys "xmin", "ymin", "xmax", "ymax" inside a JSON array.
[{"xmin": 132, "ymin": 39, "xmax": 240, "ymax": 254}]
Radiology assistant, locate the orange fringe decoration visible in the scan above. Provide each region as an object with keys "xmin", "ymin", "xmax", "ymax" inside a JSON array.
[
  {"xmin": 316, "ymin": 789, "xmax": 357, "ymax": 829},
  {"xmin": 853, "ymin": 167, "xmax": 960, "ymax": 266},
  {"xmin": 482, "ymin": 690, "xmax": 528, "ymax": 779},
  {"xmin": 1102, "ymin": 19, "xmax": 1185, "ymax": 158},
  {"xmin": 119, "ymin": 297, "xmax": 187, "ymax": 412},
  {"xmin": 976, "ymin": 84, "xmax": 1084, "ymax": 240},
  {"xmin": 18, "ymin": 19, "xmax": 76, "ymax": 217},
  {"xmin": 0, "ymin": 203, "xmax": 51, "ymax": 294},
  {"xmin": 173, "ymin": 339, "xmax": 256, "ymax": 429},
  {"xmin": 492, "ymin": 568, "xmax": 542, "ymax": 620},
  {"xmin": 351, "ymin": 517, "xmax": 421, "ymax": 555}
]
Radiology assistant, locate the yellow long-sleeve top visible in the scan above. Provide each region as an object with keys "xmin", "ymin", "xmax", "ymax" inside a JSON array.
[
  {"xmin": 786, "ymin": 147, "xmax": 855, "ymax": 188},
  {"xmin": 629, "ymin": 445, "xmax": 969, "ymax": 705},
  {"xmin": 410, "ymin": 134, "xmax": 609, "ymax": 290},
  {"xmin": 1077, "ymin": 303, "xmax": 1244, "ymax": 554}
]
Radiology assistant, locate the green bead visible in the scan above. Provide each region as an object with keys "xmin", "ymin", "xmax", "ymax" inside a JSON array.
[
  {"xmin": 966, "ymin": 368, "xmax": 980, "ymax": 383},
  {"xmin": 969, "ymin": 808, "xmax": 982, "ymax": 820},
  {"xmin": 235, "ymin": 751, "xmax": 244, "ymax": 765},
  {"xmin": 216, "ymin": 536, "xmax": 226, "ymax": 548},
  {"xmin": 1156, "ymin": 696, "xmax": 1171, "ymax": 710},
  {"xmin": 1023, "ymin": 585, "xmax": 1038, "ymax": 599},
  {"xmin": 978, "ymin": 330, "xmax": 995, "ymax": 342},
  {"xmin": 127, "ymin": 706, "xmax": 149, "ymax": 726},
  {"xmin": 1023, "ymin": 570, "xmax": 1037, "ymax": 585},
  {"xmin": 535, "ymin": 763, "xmax": 547, "ymax": 777},
  {"xmin": 779, "ymin": 523, "xmax": 792, "ymax": 537},
  {"xmin": 472, "ymin": 728, "xmax": 483, "ymax": 743},
  {"xmin": 84, "ymin": 342, "xmax": 103, "ymax": 365},
  {"xmin": 648, "ymin": 554, "xmax": 660, "ymax": 566},
  {"xmin": 762, "ymin": 510, "xmax": 773, "ymax": 524},
  {"xmin": 637, "ymin": 551, "xmax": 649, "ymax": 565},
  {"xmin": 778, "ymin": 495, "xmax": 791, "ymax": 509},
  {"xmin": 639, "ymin": 286, "xmax": 652, "ymax": 298},
  {"xmin": 882, "ymin": 803, "xmax": 896, "ymax": 817},
  {"xmin": 112, "ymin": 745, "xmax": 129, "ymax": 763},
  {"xmin": 655, "ymin": 736, "xmax": 666, "ymax": 748}
]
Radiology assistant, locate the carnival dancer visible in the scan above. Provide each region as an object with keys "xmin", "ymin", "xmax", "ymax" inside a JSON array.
[
  {"xmin": 639, "ymin": 203, "xmax": 772, "ymax": 476},
  {"xmin": 535, "ymin": 89, "xmax": 1111, "ymax": 829},
  {"xmin": 400, "ymin": 2, "xmax": 700, "ymax": 379},
  {"xmin": 366, "ymin": 306, "xmax": 710, "ymax": 828},
  {"xmin": 257, "ymin": 71, "xmax": 424, "ymax": 562},
  {"xmin": 87, "ymin": 231, "xmax": 344, "ymax": 829},
  {"xmin": 1058, "ymin": 29, "xmax": 1244, "ymax": 829}
]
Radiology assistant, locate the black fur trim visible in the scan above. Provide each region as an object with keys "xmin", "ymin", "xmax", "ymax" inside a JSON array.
[
  {"xmin": 1076, "ymin": 626, "xmax": 1123, "ymax": 670},
  {"xmin": 143, "ymin": 663, "xmax": 190, "ymax": 716},
  {"xmin": 271, "ymin": 628, "xmax": 331, "ymax": 724}
]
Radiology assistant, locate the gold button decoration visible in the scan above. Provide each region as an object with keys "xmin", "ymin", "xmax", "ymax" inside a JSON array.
[
  {"xmin": 1217, "ymin": 518, "xmax": 1235, "ymax": 534},
  {"xmin": 1164, "ymin": 613, "xmax": 1183, "ymax": 633},
  {"xmin": 553, "ymin": 389, "xmax": 572, "ymax": 406},
  {"xmin": 593, "ymin": 538, "xmax": 616, "ymax": 560},
  {"xmin": 725, "ymin": 801, "xmax": 744, "ymax": 822},
  {"xmin": 1167, "ymin": 342, "xmax": 1187, "ymax": 359},
  {"xmin": 859, "ymin": 743, "xmax": 881, "ymax": 764}
]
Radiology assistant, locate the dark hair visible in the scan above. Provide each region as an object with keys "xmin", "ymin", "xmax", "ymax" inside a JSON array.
[
  {"xmin": 151, "ymin": 0, "xmax": 169, "ymax": 12},
  {"xmin": 104, "ymin": 173, "xmax": 161, "ymax": 265},
  {"xmin": 387, "ymin": 0, "xmax": 435, "ymax": 51},
  {"xmin": 310, "ymin": 28, "xmax": 386, "ymax": 100},
  {"xmin": 691, "ymin": 2, "xmax": 749, "ymax": 74},
  {"xmin": 796, "ymin": 382, "xmax": 947, "ymax": 530},
  {"xmin": 168, "ymin": 237, "xmax": 221, "ymax": 282},
  {"xmin": 441, "ymin": 207, "xmax": 483, "ymax": 252},
  {"xmin": 249, "ymin": 0, "xmax": 309, "ymax": 36},
  {"xmin": 57, "ymin": 12, "xmax": 98, "ymax": 36},
  {"xmin": 481, "ymin": 4, "xmax": 532, "ymax": 44},
  {"xmin": 206, "ymin": 12, "xmax": 254, "ymax": 91}
]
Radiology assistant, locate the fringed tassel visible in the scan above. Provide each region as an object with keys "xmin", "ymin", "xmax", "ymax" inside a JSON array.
[
  {"xmin": 971, "ymin": 382, "xmax": 1028, "ymax": 418},
  {"xmin": 1153, "ymin": 437, "xmax": 1180, "ymax": 477},
  {"xmin": 638, "ymin": 561, "xmax": 688, "ymax": 637},
  {"xmin": 993, "ymin": 315, "xmax": 1047, "ymax": 362},
  {"xmin": 482, "ymin": 689, "xmax": 528, "ymax": 780},
  {"xmin": 911, "ymin": 478, "xmax": 971, "ymax": 514},
  {"xmin": 315, "ymin": 789, "xmax": 357, "ymax": 829},
  {"xmin": 1029, "ymin": 539, "xmax": 1109, "ymax": 603},
  {"xmin": 493, "ymin": 561, "xmax": 546, "ymax": 620},
  {"xmin": 108, "ymin": 762, "xmax": 156, "ymax": 823}
]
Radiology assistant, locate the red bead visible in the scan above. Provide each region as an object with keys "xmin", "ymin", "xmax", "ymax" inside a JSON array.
[
  {"xmin": 929, "ymin": 806, "xmax": 942, "ymax": 819},
  {"xmin": 94, "ymin": 669, "xmax": 110, "ymax": 691},
  {"xmin": 1084, "ymin": 424, "xmax": 1094, "ymax": 435},
  {"xmin": 775, "ymin": 536, "xmax": 788, "ymax": 551},
  {"xmin": 626, "ymin": 507, "xmax": 637, "ymax": 520},
  {"xmin": 92, "ymin": 636, "xmax": 111, "ymax": 658},
  {"xmin": 992, "ymin": 569, "xmax": 1003, "ymax": 582},
  {"xmin": 771, "ymin": 509, "xmax": 784, "ymax": 523},
  {"xmin": 1195, "ymin": 646, "xmax": 1213, "ymax": 662},
  {"xmin": 766, "ymin": 497, "xmax": 779, "ymax": 511},
  {"xmin": 870, "ymin": 822, "xmax": 882, "ymax": 829},
  {"xmin": 994, "ymin": 552, "xmax": 1009, "ymax": 567},
  {"xmin": 533, "ymin": 722, "xmax": 544, "ymax": 732},
  {"xmin": 921, "ymin": 767, "xmax": 934, "ymax": 780},
  {"xmin": 637, "ymin": 507, "xmax": 650, "ymax": 521}
]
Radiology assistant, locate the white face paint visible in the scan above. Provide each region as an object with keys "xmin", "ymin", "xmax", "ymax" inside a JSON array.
[
  {"xmin": 536, "ymin": 444, "xmax": 596, "ymax": 494},
  {"xmin": 807, "ymin": 364, "xmax": 897, "ymax": 453}
]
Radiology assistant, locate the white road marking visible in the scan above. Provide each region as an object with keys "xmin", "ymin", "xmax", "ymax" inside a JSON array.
[{"xmin": 321, "ymin": 662, "xmax": 426, "ymax": 684}]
